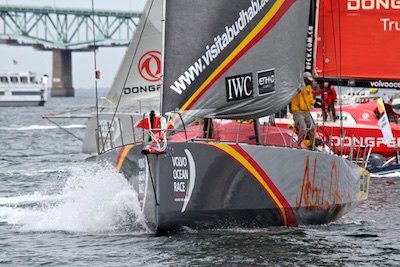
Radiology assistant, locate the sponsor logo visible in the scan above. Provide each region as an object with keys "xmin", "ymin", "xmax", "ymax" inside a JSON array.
[
  {"xmin": 169, "ymin": 0, "xmax": 270, "ymax": 95},
  {"xmin": 296, "ymin": 155, "xmax": 351, "ymax": 209},
  {"xmin": 172, "ymin": 149, "xmax": 196, "ymax": 213},
  {"xmin": 258, "ymin": 69, "xmax": 275, "ymax": 95},
  {"xmin": 370, "ymin": 80, "xmax": 400, "ymax": 89},
  {"xmin": 123, "ymin": 84, "xmax": 161, "ymax": 95},
  {"xmin": 331, "ymin": 136, "xmax": 400, "ymax": 148},
  {"xmin": 138, "ymin": 50, "xmax": 162, "ymax": 82},
  {"xmin": 347, "ymin": 0, "xmax": 400, "ymax": 10},
  {"xmin": 380, "ymin": 18, "xmax": 400, "ymax": 32},
  {"xmin": 347, "ymin": 80, "xmax": 356, "ymax": 87},
  {"xmin": 305, "ymin": 26, "xmax": 314, "ymax": 72},
  {"xmin": 225, "ymin": 73, "xmax": 253, "ymax": 102},
  {"xmin": 360, "ymin": 112, "xmax": 371, "ymax": 121}
]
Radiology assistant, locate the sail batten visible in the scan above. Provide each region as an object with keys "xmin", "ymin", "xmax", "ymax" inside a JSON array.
[{"xmin": 162, "ymin": 0, "xmax": 311, "ymax": 120}]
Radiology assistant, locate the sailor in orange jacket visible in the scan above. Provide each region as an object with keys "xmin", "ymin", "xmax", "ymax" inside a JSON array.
[{"xmin": 291, "ymin": 72, "xmax": 316, "ymax": 148}]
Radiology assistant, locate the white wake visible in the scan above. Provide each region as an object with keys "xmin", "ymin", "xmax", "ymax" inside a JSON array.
[
  {"xmin": 0, "ymin": 124, "xmax": 86, "ymax": 131},
  {"xmin": 0, "ymin": 165, "xmax": 148, "ymax": 233},
  {"xmin": 370, "ymin": 171, "xmax": 400, "ymax": 178}
]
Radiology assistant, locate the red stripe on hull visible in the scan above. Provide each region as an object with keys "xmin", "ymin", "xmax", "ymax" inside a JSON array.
[{"xmin": 230, "ymin": 145, "xmax": 298, "ymax": 226}]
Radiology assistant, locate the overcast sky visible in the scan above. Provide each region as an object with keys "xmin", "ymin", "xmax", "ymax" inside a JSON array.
[{"xmin": 0, "ymin": 0, "xmax": 147, "ymax": 89}]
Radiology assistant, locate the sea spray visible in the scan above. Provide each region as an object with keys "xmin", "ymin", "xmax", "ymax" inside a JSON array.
[{"xmin": 0, "ymin": 164, "xmax": 149, "ymax": 233}]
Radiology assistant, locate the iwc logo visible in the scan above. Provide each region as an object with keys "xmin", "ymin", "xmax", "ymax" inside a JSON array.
[
  {"xmin": 138, "ymin": 50, "xmax": 162, "ymax": 82},
  {"xmin": 171, "ymin": 149, "xmax": 196, "ymax": 213},
  {"xmin": 225, "ymin": 73, "xmax": 254, "ymax": 102}
]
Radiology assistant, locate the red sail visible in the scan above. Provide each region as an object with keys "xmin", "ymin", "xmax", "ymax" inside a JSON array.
[{"xmin": 315, "ymin": 0, "xmax": 400, "ymax": 86}]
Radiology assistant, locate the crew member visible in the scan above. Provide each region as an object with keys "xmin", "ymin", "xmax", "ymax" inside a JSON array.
[
  {"xmin": 291, "ymin": 72, "xmax": 316, "ymax": 148},
  {"xmin": 313, "ymin": 82, "xmax": 337, "ymax": 122}
]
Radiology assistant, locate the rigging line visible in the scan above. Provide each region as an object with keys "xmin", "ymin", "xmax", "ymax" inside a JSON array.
[
  {"xmin": 100, "ymin": 0, "xmax": 156, "ymax": 152},
  {"xmin": 91, "ymin": 0, "xmax": 101, "ymax": 154},
  {"xmin": 329, "ymin": 0, "xmax": 343, "ymax": 136},
  {"xmin": 315, "ymin": 0, "xmax": 326, "ymax": 128},
  {"xmin": 337, "ymin": 0, "xmax": 344, "ymax": 136},
  {"xmin": 44, "ymin": 117, "xmax": 83, "ymax": 142},
  {"xmin": 177, "ymin": 112, "xmax": 188, "ymax": 142},
  {"xmin": 321, "ymin": 0, "xmax": 325, "ymax": 77}
]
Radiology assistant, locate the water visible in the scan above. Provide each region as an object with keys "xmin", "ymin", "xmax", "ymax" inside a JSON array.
[{"xmin": 0, "ymin": 91, "xmax": 399, "ymax": 266}]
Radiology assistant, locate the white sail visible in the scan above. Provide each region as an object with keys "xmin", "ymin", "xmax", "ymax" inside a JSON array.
[{"xmin": 105, "ymin": 0, "xmax": 163, "ymax": 109}]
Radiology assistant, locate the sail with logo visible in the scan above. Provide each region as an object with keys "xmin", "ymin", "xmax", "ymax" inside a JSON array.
[
  {"xmin": 162, "ymin": 0, "xmax": 310, "ymax": 119},
  {"xmin": 97, "ymin": 0, "xmax": 370, "ymax": 232},
  {"xmin": 313, "ymin": 0, "xmax": 400, "ymax": 88},
  {"xmin": 104, "ymin": 0, "xmax": 163, "ymax": 108}
]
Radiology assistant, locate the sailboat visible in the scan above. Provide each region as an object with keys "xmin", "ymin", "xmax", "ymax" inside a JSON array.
[
  {"xmin": 275, "ymin": 0, "xmax": 400, "ymax": 170},
  {"xmin": 313, "ymin": 0, "xmax": 400, "ymax": 89},
  {"xmin": 97, "ymin": 0, "xmax": 369, "ymax": 232},
  {"xmin": 81, "ymin": 0, "xmax": 163, "ymax": 154},
  {"xmin": 42, "ymin": 2, "xmax": 163, "ymax": 154}
]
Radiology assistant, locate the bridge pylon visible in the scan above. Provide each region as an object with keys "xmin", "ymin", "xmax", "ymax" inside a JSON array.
[
  {"xmin": 0, "ymin": 5, "xmax": 141, "ymax": 97},
  {"xmin": 51, "ymin": 49, "xmax": 74, "ymax": 97}
]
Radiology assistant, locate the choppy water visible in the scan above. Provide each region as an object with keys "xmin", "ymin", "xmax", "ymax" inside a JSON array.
[{"xmin": 0, "ymin": 91, "xmax": 399, "ymax": 266}]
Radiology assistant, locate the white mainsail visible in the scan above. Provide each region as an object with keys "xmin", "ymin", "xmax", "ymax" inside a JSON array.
[{"xmin": 105, "ymin": 0, "xmax": 163, "ymax": 109}]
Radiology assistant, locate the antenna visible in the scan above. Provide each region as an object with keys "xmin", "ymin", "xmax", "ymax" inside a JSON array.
[{"xmin": 91, "ymin": 0, "xmax": 101, "ymax": 154}]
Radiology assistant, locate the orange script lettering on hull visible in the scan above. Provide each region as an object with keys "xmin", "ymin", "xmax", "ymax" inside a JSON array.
[{"xmin": 296, "ymin": 156, "xmax": 351, "ymax": 210}]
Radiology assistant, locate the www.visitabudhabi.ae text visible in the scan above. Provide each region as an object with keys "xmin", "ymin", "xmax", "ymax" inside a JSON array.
[{"xmin": 170, "ymin": 0, "xmax": 270, "ymax": 95}]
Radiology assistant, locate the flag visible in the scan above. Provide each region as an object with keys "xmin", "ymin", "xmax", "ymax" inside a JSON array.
[
  {"xmin": 13, "ymin": 59, "xmax": 18, "ymax": 65},
  {"xmin": 377, "ymin": 98, "xmax": 393, "ymax": 145}
]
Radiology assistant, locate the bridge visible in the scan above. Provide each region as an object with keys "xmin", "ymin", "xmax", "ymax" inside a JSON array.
[{"xmin": 0, "ymin": 5, "xmax": 141, "ymax": 96}]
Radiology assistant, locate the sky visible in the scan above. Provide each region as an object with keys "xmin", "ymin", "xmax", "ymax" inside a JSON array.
[{"xmin": 0, "ymin": 0, "xmax": 147, "ymax": 89}]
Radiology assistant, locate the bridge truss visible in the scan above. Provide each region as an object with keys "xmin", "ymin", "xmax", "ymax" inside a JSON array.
[{"xmin": 0, "ymin": 5, "xmax": 141, "ymax": 50}]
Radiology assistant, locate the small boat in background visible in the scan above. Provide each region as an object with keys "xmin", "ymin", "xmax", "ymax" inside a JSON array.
[
  {"xmin": 0, "ymin": 72, "xmax": 48, "ymax": 107},
  {"xmin": 340, "ymin": 87, "xmax": 381, "ymax": 106}
]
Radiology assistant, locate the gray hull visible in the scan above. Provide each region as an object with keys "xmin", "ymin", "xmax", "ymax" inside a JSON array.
[{"xmin": 100, "ymin": 142, "xmax": 369, "ymax": 232}]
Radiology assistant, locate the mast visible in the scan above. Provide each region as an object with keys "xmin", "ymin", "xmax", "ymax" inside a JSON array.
[
  {"xmin": 305, "ymin": 0, "xmax": 318, "ymax": 74},
  {"xmin": 91, "ymin": 0, "xmax": 101, "ymax": 154},
  {"xmin": 160, "ymin": 0, "xmax": 166, "ymax": 115}
]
